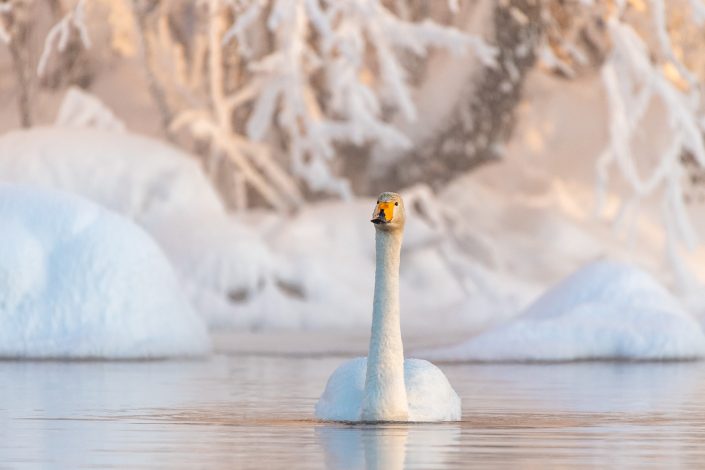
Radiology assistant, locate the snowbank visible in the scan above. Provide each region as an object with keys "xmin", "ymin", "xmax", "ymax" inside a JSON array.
[
  {"xmin": 0, "ymin": 129, "xmax": 520, "ymax": 332},
  {"xmin": 421, "ymin": 261, "xmax": 705, "ymax": 361},
  {"xmin": 0, "ymin": 126, "xmax": 224, "ymax": 220},
  {"xmin": 3, "ymin": 126, "xmax": 701, "ymax": 337},
  {"xmin": 233, "ymin": 187, "xmax": 523, "ymax": 331},
  {"xmin": 0, "ymin": 127, "xmax": 275, "ymax": 328},
  {"xmin": 0, "ymin": 184, "xmax": 210, "ymax": 358}
]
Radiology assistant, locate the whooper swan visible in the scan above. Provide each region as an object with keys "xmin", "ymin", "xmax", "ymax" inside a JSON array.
[{"xmin": 315, "ymin": 192, "xmax": 461, "ymax": 422}]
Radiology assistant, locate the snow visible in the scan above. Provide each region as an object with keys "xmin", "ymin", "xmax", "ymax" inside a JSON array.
[
  {"xmin": 0, "ymin": 127, "xmax": 224, "ymax": 219},
  {"xmin": 0, "ymin": 121, "xmax": 703, "ymax": 341},
  {"xmin": 55, "ymin": 87, "xmax": 126, "ymax": 132},
  {"xmin": 315, "ymin": 357, "xmax": 461, "ymax": 422},
  {"xmin": 1, "ymin": 0, "xmax": 705, "ymax": 366},
  {"xmin": 220, "ymin": 0, "xmax": 495, "ymax": 197},
  {"xmin": 37, "ymin": 0, "xmax": 91, "ymax": 77},
  {"xmin": 596, "ymin": 15, "xmax": 705, "ymax": 288},
  {"xmin": 0, "ymin": 126, "xmax": 275, "ymax": 328},
  {"xmin": 0, "ymin": 184, "xmax": 210, "ymax": 358},
  {"xmin": 0, "ymin": 129, "xmax": 520, "ymax": 332},
  {"xmin": 421, "ymin": 260, "xmax": 705, "ymax": 362},
  {"xmin": 237, "ymin": 189, "xmax": 523, "ymax": 331}
]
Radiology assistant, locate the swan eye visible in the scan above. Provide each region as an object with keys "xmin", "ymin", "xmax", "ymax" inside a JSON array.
[{"xmin": 394, "ymin": 202, "xmax": 398, "ymax": 206}]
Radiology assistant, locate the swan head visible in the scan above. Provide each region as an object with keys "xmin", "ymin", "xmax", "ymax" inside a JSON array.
[{"xmin": 371, "ymin": 192, "xmax": 405, "ymax": 231}]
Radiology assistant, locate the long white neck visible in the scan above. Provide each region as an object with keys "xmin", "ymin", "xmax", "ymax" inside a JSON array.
[{"xmin": 361, "ymin": 227, "xmax": 408, "ymax": 422}]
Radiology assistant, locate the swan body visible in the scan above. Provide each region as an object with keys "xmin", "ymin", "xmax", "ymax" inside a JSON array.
[
  {"xmin": 315, "ymin": 192, "xmax": 461, "ymax": 422},
  {"xmin": 315, "ymin": 357, "xmax": 461, "ymax": 422}
]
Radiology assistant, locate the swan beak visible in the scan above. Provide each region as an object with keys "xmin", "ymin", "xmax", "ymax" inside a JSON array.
[{"xmin": 371, "ymin": 202, "xmax": 395, "ymax": 224}]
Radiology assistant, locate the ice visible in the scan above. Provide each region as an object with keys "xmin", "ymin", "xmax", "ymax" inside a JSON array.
[
  {"xmin": 421, "ymin": 260, "xmax": 705, "ymax": 361},
  {"xmin": 0, "ymin": 184, "xmax": 210, "ymax": 358}
]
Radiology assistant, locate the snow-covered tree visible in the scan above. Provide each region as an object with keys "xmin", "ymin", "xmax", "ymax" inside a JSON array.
[
  {"xmin": 539, "ymin": 0, "xmax": 705, "ymax": 286},
  {"xmin": 3, "ymin": 1, "xmax": 705, "ymax": 257},
  {"xmin": 373, "ymin": 0, "xmax": 543, "ymax": 192}
]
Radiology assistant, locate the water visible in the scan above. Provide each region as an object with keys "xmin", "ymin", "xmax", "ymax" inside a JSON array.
[{"xmin": 3, "ymin": 352, "xmax": 705, "ymax": 468}]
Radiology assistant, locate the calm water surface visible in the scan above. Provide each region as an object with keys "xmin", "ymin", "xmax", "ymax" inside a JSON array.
[{"xmin": 3, "ymin": 350, "xmax": 705, "ymax": 468}]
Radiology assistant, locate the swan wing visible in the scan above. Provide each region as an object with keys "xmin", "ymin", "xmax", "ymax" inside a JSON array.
[
  {"xmin": 405, "ymin": 358, "xmax": 461, "ymax": 422},
  {"xmin": 315, "ymin": 357, "xmax": 367, "ymax": 421}
]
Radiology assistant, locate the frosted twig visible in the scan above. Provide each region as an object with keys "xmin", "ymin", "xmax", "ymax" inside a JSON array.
[
  {"xmin": 177, "ymin": 0, "xmax": 304, "ymax": 211},
  {"xmin": 171, "ymin": 111, "xmax": 292, "ymax": 211},
  {"xmin": 649, "ymin": 0, "xmax": 699, "ymax": 92},
  {"xmin": 225, "ymin": 0, "xmax": 496, "ymax": 197},
  {"xmin": 688, "ymin": 0, "xmax": 705, "ymax": 25},
  {"xmin": 221, "ymin": 0, "xmax": 265, "ymax": 57},
  {"xmin": 596, "ymin": 12, "xmax": 704, "ymax": 287},
  {"xmin": 0, "ymin": 2, "xmax": 11, "ymax": 44},
  {"xmin": 37, "ymin": 0, "xmax": 91, "ymax": 77}
]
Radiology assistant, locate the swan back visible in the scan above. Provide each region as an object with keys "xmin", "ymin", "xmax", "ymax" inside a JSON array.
[{"xmin": 316, "ymin": 357, "xmax": 461, "ymax": 422}]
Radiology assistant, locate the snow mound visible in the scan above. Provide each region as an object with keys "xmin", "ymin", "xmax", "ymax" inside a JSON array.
[
  {"xmin": 422, "ymin": 260, "xmax": 705, "ymax": 361},
  {"xmin": 0, "ymin": 184, "xmax": 210, "ymax": 359},
  {"xmin": 315, "ymin": 357, "xmax": 461, "ymax": 422},
  {"xmin": 0, "ymin": 127, "xmax": 225, "ymax": 220},
  {"xmin": 237, "ymin": 188, "xmax": 510, "ymax": 331},
  {"xmin": 0, "ymin": 128, "xmax": 533, "ymax": 331},
  {"xmin": 0, "ymin": 127, "xmax": 275, "ymax": 328}
]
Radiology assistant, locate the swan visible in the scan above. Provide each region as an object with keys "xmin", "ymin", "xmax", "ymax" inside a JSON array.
[{"xmin": 315, "ymin": 192, "xmax": 461, "ymax": 422}]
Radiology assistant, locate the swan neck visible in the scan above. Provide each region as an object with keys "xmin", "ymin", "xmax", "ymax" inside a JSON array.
[
  {"xmin": 371, "ymin": 229, "xmax": 402, "ymax": 340},
  {"xmin": 362, "ymin": 228, "xmax": 408, "ymax": 421}
]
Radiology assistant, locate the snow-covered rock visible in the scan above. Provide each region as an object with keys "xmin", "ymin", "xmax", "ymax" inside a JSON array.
[
  {"xmin": 0, "ymin": 184, "xmax": 210, "ymax": 358},
  {"xmin": 0, "ymin": 126, "xmax": 275, "ymax": 328},
  {"xmin": 421, "ymin": 260, "xmax": 705, "ymax": 361}
]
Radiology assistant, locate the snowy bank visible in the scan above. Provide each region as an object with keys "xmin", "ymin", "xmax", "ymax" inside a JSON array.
[
  {"xmin": 0, "ymin": 185, "xmax": 210, "ymax": 358},
  {"xmin": 0, "ymin": 127, "xmax": 275, "ymax": 328},
  {"xmin": 6, "ymin": 127, "xmax": 702, "ymax": 338},
  {"xmin": 235, "ymin": 187, "xmax": 526, "ymax": 331},
  {"xmin": 0, "ymin": 129, "xmax": 525, "ymax": 332},
  {"xmin": 421, "ymin": 261, "xmax": 705, "ymax": 361}
]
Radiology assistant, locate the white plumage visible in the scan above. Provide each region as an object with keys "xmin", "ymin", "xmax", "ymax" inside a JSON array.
[
  {"xmin": 315, "ymin": 357, "xmax": 461, "ymax": 422},
  {"xmin": 315, "ymin": 192, "xmax": 461, "ymax": 422}
]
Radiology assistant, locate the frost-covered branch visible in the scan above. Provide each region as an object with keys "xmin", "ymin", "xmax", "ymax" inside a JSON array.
[
  {"xmin": 379, "ymin": 0, "xmax": 541, "ymax": 193},
  {"xmin": 171, "ymin": 0, "xmax": 303, "ymax": 212},
  {"xmin": 0, "ymin": 2, "xmax": 11, "ymax": 44},
  {"xmin": 37, "ymin": 0, "xmax": 91, "ymax": 77},
  {"xmin": 130, "ymin": 0, "xmax": 176, "ymax": 140},
  {"xmin": 537, "ymin": 1, "xmax": 705, "ymax": 286},
  {"xmin": 589, "ymin": 3, "xmax": 705, "ymax": 287},
  {"xmin": 3, "ymin": 0, "xmax": 34, "ymax": 127},
  {"xmin": 224, "ymin": 0, "xmax": 496, "ymax": 198}
]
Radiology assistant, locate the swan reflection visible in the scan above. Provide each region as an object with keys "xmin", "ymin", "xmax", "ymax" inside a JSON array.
[{"xmin": 317, "ymin": 423, "xmax": 460, "ymax": 470}]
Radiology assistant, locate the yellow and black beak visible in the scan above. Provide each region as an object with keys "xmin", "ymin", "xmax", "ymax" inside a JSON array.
[{"xmin": 371, "ymin": 201, "xmax": 395, "ymax": 224}]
